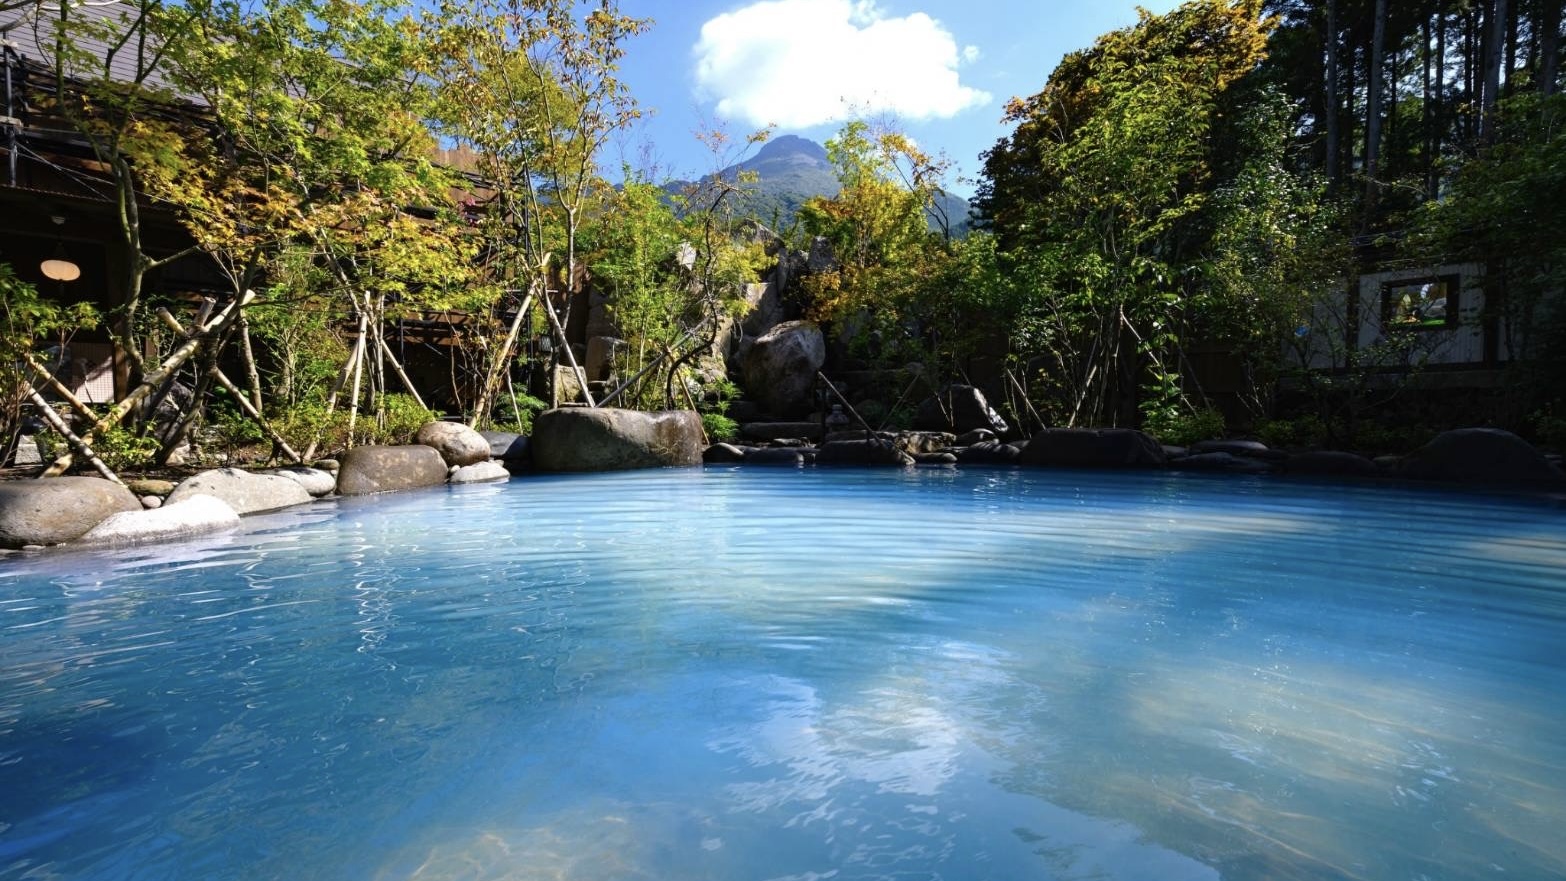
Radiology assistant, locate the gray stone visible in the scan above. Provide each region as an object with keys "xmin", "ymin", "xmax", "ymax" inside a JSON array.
[
  {"xmin": 554, "ymin": 365, "xmax": 589, "ymax": 405},
  {"xmin": 585, "ymin": 336, "xmax": 626, "ymax": 383},
  {"xmin": 741, "ymin": 321, "xmax": 826, "ymax": 418},
  {"xmin": 807, "ymin": 236, "xmax": 836, "ymax": 273},
  {"xmin": 739, "ymin": 282, "xmax": 786, "ymax": 338},
  {"xmin": 126, "ymin": 478, "xmax": 176, "ymax": 496},
  {"xmin": 12, "ymin": 436, "xmax": 41, "ymax": 466},
  {"xmin": 1191, "ymin": 439, "xmax": 1271, "ymax": 456},
  {"xmin": 1398, "ymin": 428, "xmax": 1566, "ymax": 485},
  {"xmin": 268, "ymin": 466, "xmax": 338, "ymax": 497},
  {"xmin": 415, "ymin": 421, "xmax": 491, "ymax": 467},
  {"xmin": 531, "ymin": 408, "xmax": 704, "ymax": 472},
  {"xmin": 954, "ymin": 429, "xmax": 997, "ymax": 447},
  {"xmin": 746, "ymin": 447, "xmax": 806, "ymax": 466},
  {"xmin": 449, "ymin": 461, "xmax": 511, "ymax": 484},
  {"xmin": 1019, "ymin": 428, "xmax": 1166, "ymax": 469},
  {"xmin": 480, "ymin": 431, "xmax": 531, "ymax": 463},
  {"xmin": 914, "ymin": 385, "xmax": 1009, "ymax": 435},
  {"xmin": 816, "ymin": 439, "xmax": 914, "ymax": 467},
  {"xmin": 77, "ymin": 494, "xmax": 239, "ymax": 546},
  {"xmin": 703, "ymin": 443, "xmax": 747, "ymax": 464},
  {"xmin": 914, "ymin": 452, "xmax": 959, "ymax": 465},
  {"xmin": 958, "ymin": 441, "xmax": 1022, "ymax": 465},
  {"xmin": 742, "ymin": 421, "xmax": 824, "ymax": 442},
  {"xmin": 141, "ymin": 495, "xmax": 162, "ymax": 509},
  {"xmin": 727, "ymin": 400, "xmax": 763, "ymax": 422},
  {"xmin": 1161, "ymin": 445, "xmax": 1189, "ymax": 460},
  {"xmin": 1286, "ymin": 450, "xmax": 1378, "ymax": 477},
  {"xmin": 0, "ymin": 476, "xmax": 151, "ymax": 548},
  {"xmin": 166, "ymin": 468, "xmax": 313, "ymax": 515},
  {"xmin": 895, "ymin": 431, "xmax": 955, "ymax": 455},
  {"xmin": 313, "ymin": 459, "xmax": 340, "ymax": 472},
  {"xmin": 337, "ymin": 445, "xmax": 451, "ymax": 496}
]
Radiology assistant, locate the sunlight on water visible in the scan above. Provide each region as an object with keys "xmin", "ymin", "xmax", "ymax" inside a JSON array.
[{"xmin": 1, "ymin": 468, "xmax": 1563, "ymax": 880}]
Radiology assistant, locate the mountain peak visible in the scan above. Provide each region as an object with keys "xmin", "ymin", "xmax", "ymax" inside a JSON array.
[{"xmin": 751, "ymin": 134, "xmax": 829, "ymax": 165}]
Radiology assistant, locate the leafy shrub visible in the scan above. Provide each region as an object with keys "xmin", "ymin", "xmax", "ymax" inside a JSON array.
[
  {"xmin": 1529, "ymin": 402, "xmax": 1566, "ymax": 452},
  {"xmin": 702, "ymin": 411, "xmax": 739, "ymax": 442},
  {"xmin": 1256, "ymin": 415, "xmax": 1327, "ymax": 450},
  {"xmin": 493, "ymin": 391, "xmax": 549, "ymax": 435},
  {"xmin": 1144, "ymin": 407, "xmax": 1226, "ymax": 447}
]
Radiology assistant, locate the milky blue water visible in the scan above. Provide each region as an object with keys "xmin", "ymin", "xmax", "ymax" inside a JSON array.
[{"xmin": 1, "ymin": 467, "xmax": 1564, "ymax": 881}]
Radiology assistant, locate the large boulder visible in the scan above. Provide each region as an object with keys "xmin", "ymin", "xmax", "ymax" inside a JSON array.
[
  {"xmin": 0, "ymin": 476, "xmax": 141, "ymax": 548},
  {"xmin": 77, "ymin": 494, "xmax": 240, "ymax": 546},
  {"xmin": 531, "ymin": 408, "xmax": 704, "ymax": 472},
  {"xmin": 166, "ymin": 468, "xmax": 313, "ymax": 515},
  {"xmin": 1398, "ymin": 428, "xmax": 1565, "ymax": 485},
  {"xmin": 914, "ymin": 385, "xmax": 1010, "ymax": 435},
  {"xmin": 741, "ymin": 320, "xmax": 826, "ymax": 418},
  {"xmin": 739, "ymin": 281, "xmax": 786, "ymax": 339},
  {"xmin": 336, "ymin": 445, "xmax": 451, "ymax": 496},
  {"xmin": 1019, "ymin": 428, "xmax": 1167, "ymax": 469},
  {"xmin": 415, "ymin": 421, "xmax": 491, "ymax": 467}
]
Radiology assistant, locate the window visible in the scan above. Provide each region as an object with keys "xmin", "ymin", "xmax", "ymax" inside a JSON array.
[{"xmin": 1382, "ymin": 275, "xmax": 1458, "ymax": 329}]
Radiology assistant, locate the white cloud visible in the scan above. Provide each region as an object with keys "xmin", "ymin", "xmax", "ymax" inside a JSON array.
[{"xmin": 692, "ymin": 0, "xmax": 991, "ymax": 130}]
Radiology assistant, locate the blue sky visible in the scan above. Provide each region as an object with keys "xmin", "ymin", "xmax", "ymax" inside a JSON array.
[{"xmin": 612, "ymin": 0, "xmax": 1182, "ymax": 194}]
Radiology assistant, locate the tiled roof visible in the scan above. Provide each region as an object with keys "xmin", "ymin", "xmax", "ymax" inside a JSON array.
[{"xmin": 1, "ymin": 0, "xmax": 191, "ymax": 101}]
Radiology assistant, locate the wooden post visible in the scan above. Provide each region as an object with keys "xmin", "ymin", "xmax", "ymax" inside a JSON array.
[
  {"xmin": 238, "ymin": 311, "xmax": 264, "ymax": 413},
  {"xmin": 301, "ymin": 307, "xmax": 369, "ymax": 462},
  {"xmin": 22, "ymin": 353, "xmax": 97, "ymax": 422}
]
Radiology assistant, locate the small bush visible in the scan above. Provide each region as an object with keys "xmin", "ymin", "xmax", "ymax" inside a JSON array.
[
  {"xmin": 1144, "ymin": 407, "xmax": 1226, "ymax": 447},
  {"xmin": 702, "ymin": 411, "xmax": 739, "ymax": 442}
]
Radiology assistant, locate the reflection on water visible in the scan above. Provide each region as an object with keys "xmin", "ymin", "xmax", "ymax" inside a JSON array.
[{"xmin": 1, "ymin": 469, "xmax": 1563, "ymax": 881}]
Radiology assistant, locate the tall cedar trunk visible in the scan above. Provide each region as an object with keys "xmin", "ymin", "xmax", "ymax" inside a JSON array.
[
  {"xmin": 1325, "ymin": 0, "xmax": 1341, "ymax": 183},
  {"xmin": 1423, "ymin": 7, "xmax": 1435, "ymax": 198},
  {"xmin": 1433, "ymin": 7, "xmax": 1447, "ymax": 197},
  {"xmin": 1504, "ymin": 0, "xmax": 1519, "ymax": 97},
  {"xmin": 1466, "ymin": 9, "xmax": 1478, "ymax": 143},
  {"xmin": 1343, "ymin": 40, "xmax": 1357, "ymax": 179},
  {"xmin": 1483, "ymin": 0, "xmax": 1508, "ymax": 139},
  {"xmin": 1544, "ymin": 0, "xmax": 1563, "ymax": 97},
  {"xmin": 1366, "ymin": 0, "xmax": 1388, "ymax": 186}
]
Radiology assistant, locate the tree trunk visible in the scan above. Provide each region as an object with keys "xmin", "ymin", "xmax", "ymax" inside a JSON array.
[
  {"xmin": 1366, "ymin": 0, "xmax": 1389, "ymax": 184},
  {"xmin": 1543, "ymin": 0, "xmax": 1563, "ymax": 97},
  {"xmin": 1482, "ymin": 0, "xmax": 1509, "ymax": 140},
  {"xmin": 1326, "ymin": 0, "xmax": 1342, "ymax": 184}
]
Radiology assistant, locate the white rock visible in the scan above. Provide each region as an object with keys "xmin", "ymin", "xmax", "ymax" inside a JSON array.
[
  {"xmin": 449, "ymin": 461, "xmax": 511, "ymax": 484},
  {"xmin": 267, "ymin": 466, "xmax": 337, "ymax": 497},
  {"xmin": 77, "ymin": 494, "xmax": 239, "ymax": 546},
  {"xmin": 166, "ymin": 468, "xmax": 312, "ymax": 515}
]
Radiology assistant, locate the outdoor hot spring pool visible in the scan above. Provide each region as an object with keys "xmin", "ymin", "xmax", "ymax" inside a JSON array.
[{"xmin": 1, "ymin": 467, "xmax": 1564, "ymax": 881}]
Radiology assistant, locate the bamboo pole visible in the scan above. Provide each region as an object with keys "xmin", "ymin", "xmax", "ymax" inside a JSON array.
[
  {"xmin": 540, "ymin": 291, "xmax": 595, "ymax": 408},
  {"xmin": 238, "ymin": 311, "xmax": 264, "ymax": 413},
  {"xmin": 345, "ymin": 325, "xmax": 366, "ymax": 448},
  {"xmin": 24, "ymin": 383, "xmax": 123, "ymax": 485},
  {"xmin": 158, "ymin": 310, "xmax": 304, "ymax": 464},
  {"xmin": 41, "ymin": 291, "xmax": 255, "ymax": 478},
  {"xmin": 469, "ymin": 287, "xmax": 536, "ymax": 428},
  {"xmin": 22, "ymin": 353, "xmax": 96, "ymax": 422},
  {"xmin": 1006, "ymin": 367, "xmax": 1047, "ymax": 432},
  {"xmin": 301, "ymin": 307, "xmax": 368, "ymax": 462},
  {"xmin": 376, "ymin": 336, "xmax": 427, "ymax": 411}
]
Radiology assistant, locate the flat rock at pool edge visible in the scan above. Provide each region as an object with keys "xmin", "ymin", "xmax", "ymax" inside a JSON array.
[
  {"xmin": 0, "ymin": 476, "xmax": 142, "ymax": 548},
  {"xmin": 957, "ymin": 441, "xmax": 1021, "ymax": 464},
  {"xmin": 745, "ymin": 447, "xmax": 806, "ymax": 466},
  {"xmin": 1286, "ymin": 450, "xmax": 1378, "ymax": 477},
  {"xmin": 77, "ymin": 494, "xmax": 240, "ymax": 546},
  {"xmin": 449, "ymin": 461, "xmax": 511, "ymax": 484},
  {"xmin": 166, "ymin": 468, "xmax": 312, "ymax": 515},
  {"xmin": 337, "ymin": 445, "xmax": 451, "ymax": 495},
  {"xmin": 703, "ymin": 443, "xmax": 747, "ymax": 464},
  {"xmin": 416, "ymin": 421, "xmax": 492, "ymax": 467},
  {"xmin": 1397, "ymin": 428, "xmax": 1566, "ymax": 485},
  {"xmin": 531, "ymin": 408, "xmax": 704, "ymax": 472},
  {"xmin": 1020, "ymin": 428, "xmax": 1166, "ymax": 469},
  {"xmin": 267, "ymin": 466, "xmax": 338, "ymax": 497},
  {"xmin": 816, "ymin": 439, "xmax": 915, "ymax": 467}
]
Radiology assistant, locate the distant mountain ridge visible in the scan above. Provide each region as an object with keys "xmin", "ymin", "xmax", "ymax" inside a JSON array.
[{"xmin": 671, "ymin": 134, "xmax": 970, "ymax": 235}]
